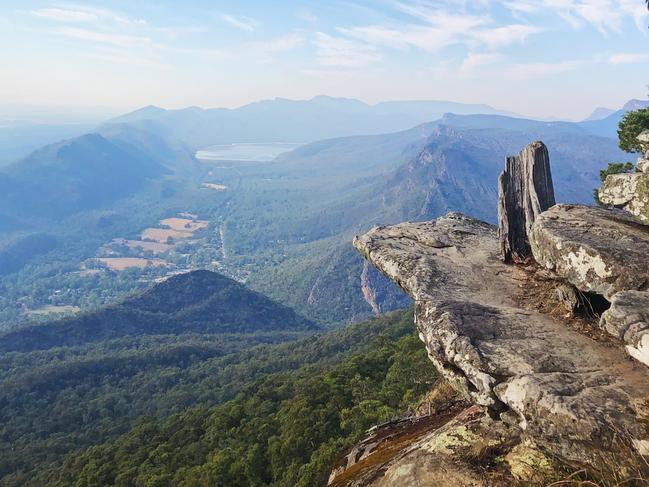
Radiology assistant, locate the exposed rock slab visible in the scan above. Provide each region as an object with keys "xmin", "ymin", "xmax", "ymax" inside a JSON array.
[
  {"xmin": 601, "ymin": 290, "xmax": 649, "ymax": 367},
  {"xmin": 599, "ymin": 172, "xmax": 649, "ymax": 223},
  {"xmin": 529, "ymin": 204, "xmax": 649, "ymax": 299},
  {"xmin": 354, "ymin": 213, "xmax": 649, "ymax": 468},
  {"xmin": 497, "ymin": 141, "xmax": 555, "ymax": 263},
  {"xmin": 330, "ymin": 405, "xmax": 519, "ymax": 487}
]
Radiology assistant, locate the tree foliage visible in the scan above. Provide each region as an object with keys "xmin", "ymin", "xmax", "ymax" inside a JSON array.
[
  {"xmin": 618, "ymin": 108, "xmax": 649, "ymax": 153},
  {"xmin": 39, "ymin": 311, "xmax": 436, "ymax": 487},
  {"xmin": 0, "ymin": 309, "xmax": 438, "ymax": 487}
]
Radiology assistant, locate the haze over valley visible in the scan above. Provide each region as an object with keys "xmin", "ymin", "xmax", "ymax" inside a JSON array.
[{"xmin": 2, "ymin": 1, "xmax": 649, "ymax": 485}]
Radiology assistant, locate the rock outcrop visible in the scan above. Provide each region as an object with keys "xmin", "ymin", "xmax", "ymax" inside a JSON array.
[
  {"xmin": 353, "ymin": 213, "xmax": 649, "ymax": 471},
  {"xmin": 601, "ymin": 290, "xmax": 649, "ymax": 367},
  {"xmin": 341, "ymin": 139, "xmax": 649, "ymax": 486},
  {"xmin": 497, "ymin": 141, "xmax": 555, "ymax": 263},
  {"xmin": 599, "ymin": 131, "xmax": 649, "ymax": 222},
  {"xmin": 330, "ymin": 405, "xmax": 520, "ymax": 487},
  {"xmin": 529, "ymin": 204, "xmax": 649, "ymax": 299}
]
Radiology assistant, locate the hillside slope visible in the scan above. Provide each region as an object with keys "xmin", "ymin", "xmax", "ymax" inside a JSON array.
[
  {"xmin": 0, "ymin": 132, "xmax": 171, "ymax": 224},
  {"xmin": 0, "ymin": 309, "xmax": 430, "ymax": 487},
  {"xmin": 244, "ymin": 114, "xmax": 626, "ymax": 321},
  {"xmin": 0, "ymin": 270, "xmax": 315, "ymax": 352},
  {"xmin": 0, "ymin": 309, "xmax": 438, "ymax": 487}
]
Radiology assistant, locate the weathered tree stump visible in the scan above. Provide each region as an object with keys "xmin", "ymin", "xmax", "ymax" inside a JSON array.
[{"xmin": 498, "ymin": 141, "xmax": 555, "ymax": 263}]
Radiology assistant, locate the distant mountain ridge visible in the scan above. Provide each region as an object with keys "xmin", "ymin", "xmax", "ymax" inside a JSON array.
[
  {"xmin": 0, "ymin": 270, "xmax": 316, "ymax": 352},
  {"xmin": 583, "ymin": 107, "xmax": 615, "ymax": 122},
  {"xmin": 108, "ymin": 96, "xmax": 518, "ymax": 149},
  {"xmin": 244, "ymin": 113, "xmax": 627, "ymax": 322},
  {"xmin": 579, "ymin": 98, "xmax": 649, "ymax": 138},
  {"xmin": 0, "ymin": 125, "xmax": 191, "ymax": 227}
]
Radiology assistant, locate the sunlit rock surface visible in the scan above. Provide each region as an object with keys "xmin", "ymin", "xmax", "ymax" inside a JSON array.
[{"xmin": 353, "ymin": 212, "xmax": 649, "ymax": 477}]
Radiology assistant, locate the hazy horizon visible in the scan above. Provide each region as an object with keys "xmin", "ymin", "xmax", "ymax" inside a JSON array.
[{"xmin": 2, "ymin": 1, "xmax": 648, "ymax": 121}]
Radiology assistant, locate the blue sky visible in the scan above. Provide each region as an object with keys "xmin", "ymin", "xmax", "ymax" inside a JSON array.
[{"xmin": 1, "ymin": 0, "xmax": 648, "ymax": 120}]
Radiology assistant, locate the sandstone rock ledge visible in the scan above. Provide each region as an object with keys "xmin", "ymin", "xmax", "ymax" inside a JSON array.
[
  {"xmin": 529, "ymin": 204, "xmax": 649, "ymax": 299},
  {"xmin": 352, "ymin": 213, "xmax": 649, "ymax": 481}
]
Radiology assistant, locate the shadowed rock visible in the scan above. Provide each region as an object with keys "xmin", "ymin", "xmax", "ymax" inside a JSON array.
[
  {"xmin": 601, "ymin": 290, "xmax": 649, "ymax": 367},
  {"xmin": 354, "ymin": 213, "xmax": 649, "ymax": 469},
  {"xmin": 498, "ymin": 141, "xmax": 555, "ymax": 263},
  {"xmin": 529, "ymin": 204, "xmax": 649, "ymax": 299},
  {"xmin": 599, "ymin": 131, "xmax": 649, "ymax": 222}
]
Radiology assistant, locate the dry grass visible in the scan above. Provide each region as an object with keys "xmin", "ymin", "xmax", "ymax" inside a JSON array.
[
  {"xmin": 26, "ymin": 305, "xmax": 80, "ymax": 315},
  {"xmin": 97, "ymin": 257, "xmax": 167, "ymax": 271},
  {"xmin": 122, "ymin": 239, "xmax": 173, "ymax": 254},
  {"xmin": 511, "ymin": 265, "xmax": 613, "ymax": 343},
  {"xmin": 159, "ymin": 217, "xmax": 208, "ymax": 232},
  {"xmin": 140, "ymin": 228, "xmax": 191, "ymax": 243},
  {"xmin": 202, "ymin": 182, "xmax": 228, "ymax": 191}
]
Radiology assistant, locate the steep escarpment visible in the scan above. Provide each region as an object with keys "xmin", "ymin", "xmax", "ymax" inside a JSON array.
[{"xmin": 340, "ymin": 136, "xmax": 649, "ymax": 485}]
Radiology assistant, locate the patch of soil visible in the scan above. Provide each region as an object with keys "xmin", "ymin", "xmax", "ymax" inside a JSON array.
[{"xmin": 511, "ymin": 264, "xmax": 614, "ymax": 344}]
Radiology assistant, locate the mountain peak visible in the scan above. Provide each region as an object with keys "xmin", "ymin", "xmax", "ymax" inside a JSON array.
[
  {"xmin": 583, "ymin": 107, "xmax": 615, "ymax": 122},
  {"xmin": 0, "ymin": 270, "xmax": 316, "ymax": 352},
  {"xmin": 622, "ymin": 99, "xmax": 649, "ymax": 112}
]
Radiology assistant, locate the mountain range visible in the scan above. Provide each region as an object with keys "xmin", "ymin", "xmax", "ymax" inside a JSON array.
[
  {"xmin": 0, "ymin": 95, "xmax": 641, "ymax": 329},
  {"xmin": 0, "ymin": 94, "xmax": 647, "ymax": 485},
  {"xmin": 108, "ymin": 96, "xmax": 519, "ymax": 148}
]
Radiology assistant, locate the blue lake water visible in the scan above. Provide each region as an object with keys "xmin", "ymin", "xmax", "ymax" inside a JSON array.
[{"xmin": 195, "ymin": 142, "xmax": 303, "ymax": 162}]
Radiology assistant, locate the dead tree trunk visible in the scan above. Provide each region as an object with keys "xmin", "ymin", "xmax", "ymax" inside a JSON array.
[{"xmin": 498, "ymin": 141, "xmax": 555, "ymax": 263}]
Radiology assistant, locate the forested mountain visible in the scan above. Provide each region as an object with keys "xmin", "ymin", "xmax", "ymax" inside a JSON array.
[
  {"xmin": 0, "ymin": 107, "xmax": 629, "ymax": 328},
  {"xmin": 0, "ymin": 270, "xmax": 315, "ymax": 352},
  {"xmin": 240, "ymin": 114, "xmax": 626, "ymax": 321},
  {"xmin": 108, "ymin": 96, "xmax": 514, "ymax": 148},
  {"xmin": 0, "ymin": 132, "xmax": 171, "ymax": 225},
  {"xmin": 0, "ymin": 308, "xmax": 435, "ymax": 487},
  {"xmin": 0, "ymin": 311, "xmax": 436, "ymax": 486}
]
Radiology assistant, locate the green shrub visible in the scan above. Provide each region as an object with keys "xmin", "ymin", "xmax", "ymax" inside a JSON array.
[{"xmin": 618, "ymin": 108, "xmax": 649, "ymax": 153}]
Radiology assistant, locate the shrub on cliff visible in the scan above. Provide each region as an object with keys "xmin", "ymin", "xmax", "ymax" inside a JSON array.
[{"xmin": 618, "ymin": 107, "xmax": 649, "ymax": 153}]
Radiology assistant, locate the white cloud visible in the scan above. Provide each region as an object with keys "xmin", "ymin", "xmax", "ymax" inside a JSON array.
[
  {"xmin": 460, "ymin": 52, "xmax": 502, "ymax": 72},
  {"xmin": 221, "ymin": 14, "xmax": 257, "ymax": 32},
  {"xmin": 296, "ymin": 9, "xmax": 317, "ymax": 22},
  {"xmin": 25, "ymin": 5, "xmax": 147, "ymax": 26},
  {"xmin": 313, "ymin": 32, "xmax": 382, "ymax": 68},
  {"xmin": 502, "ymin": 60, "xmax": 586, "ymax": 79},
  {"xmin": 340, "ymin": 12, "xmax": 490, "ymax": 54},
  {"xmin": 471, "ymin": 24, "xmax": 542, "ymax": 49},
  {"xmin": 55, "ymin": 27, "xmax": 156, "ymax": 48},
  {"xmin": 504, "ymin": 0, "xmax": 648, "ymax": 34},
  {"xmin": 64, "ymin": 5, "xmax": 147, "ymax": 25},
  {"xmin": 609, "ymin": 52, "xmax": 649, "ymax": 65},
  {"xmin": 28, "ymin": 8, "xmax": 98, "ymax": 22},
  {"xmin": 339, "ymin": 5, "xmax": 540, "ymax": 55},
  {"xmin": 250, "ymin": 33, "xmax": 305, "ymax": 54}
]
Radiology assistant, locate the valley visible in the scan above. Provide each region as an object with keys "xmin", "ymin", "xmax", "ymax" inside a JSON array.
[
  {"xmin": 195, "ymin": 142, "xmax": 303, "ymax": 162},
  {"xmin": 0, "ymin": 102, "xmax": 632, "ymax": 329},
  {"xmin": 4, "ymin": 1, "xmax": 649, "ymax": 484}
]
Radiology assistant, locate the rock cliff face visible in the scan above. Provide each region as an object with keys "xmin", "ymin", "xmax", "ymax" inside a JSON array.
[{"xmin": 335, "ymin": 138, "xmax": 649, "ymax": 486}]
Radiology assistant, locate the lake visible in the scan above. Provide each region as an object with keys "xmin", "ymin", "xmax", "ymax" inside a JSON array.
[{"xmin": 195, "ymin": 142, "xmax": 303, "ymax": 162}]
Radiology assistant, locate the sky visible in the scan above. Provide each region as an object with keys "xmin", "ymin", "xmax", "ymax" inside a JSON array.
[{"xmin": 0, "ymin": 0, "xmax": 648, "ymax": 121}]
